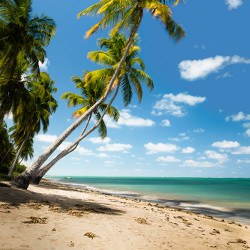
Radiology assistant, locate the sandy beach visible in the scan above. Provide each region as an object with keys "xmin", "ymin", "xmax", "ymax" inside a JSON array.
[{"xmin": 0, "ymin": 180, "xmax": 249, "ymax": 250}]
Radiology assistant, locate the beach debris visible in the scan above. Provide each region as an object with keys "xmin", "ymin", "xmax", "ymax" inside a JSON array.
[
  {"xmin": 174, "ymin": 216, "xmax": 192, "ymax": 227},
  {"xmin": 52, "ymin": 228, "xmax": 56, "ymax": 231},
  {"xmin": 228, "ymin": 238, "xmax": 247, "ymax": 244},
  {"xmin": 26, "ymin": 203, "xmax": 42, "ymax": 210},
  {"xmin": 0, "ymin": 203, "xmax": 18, "ymax": 209},
  {"xmin": 84, "ymin": 232, "xmax": 97, "ymax": 239},
  {"xmin": 213, "ymin": 229, "xmax": 220, "ymax": 234},
  {"xmin": 135, "ymin": 217, "xmax": 149, "ymax": 225},
  {"xmin": 69, "ymin": 241, "xmax": 75, "ymax": 247},
  {"xmin": 49, "ymin": 204, "xmax": 64, "ymax": 213},
  {"xmin": 68, "ymin": 210, "xmax": 86, "ymax": 217},
  {"xmin": 23, "ymin": 216, "xmax": 47, "ymax": 224}
]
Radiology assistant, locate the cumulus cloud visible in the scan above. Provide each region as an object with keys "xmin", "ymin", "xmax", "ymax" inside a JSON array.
[
  {"xmin": 182, "ymin": 147, "xmax": 196, "ymax": 154},
  {"xmin": 118, "ymin": 109, "xmax": 155, "ymax": 127},
  {"xmin": 156, "ymin": 156, "xmax": 181, "ymax": 163},
  {"xmin": 184, "ymin": 160, "xmax": 214, "ymax": 168},
  {"xmin": 161, "ymin": 119, "xmax": 171, "ymax": 127},
  {"xmin": 104, "ymin": 109, "xmax": 154, "ymax": 128},
  {"xmin": 243, "ymin": 123, "xmax": 250, "ymax": 128},
  {"xmin": 205, "ymin": 150, "xmax": 228, "ymax": 163},
  {"xmin": 39, "ymin": 58, "xmax": 49, "ymax": 71},
  {"xmin": 35, "ymin": 134, "xmax": 57, "ymax": 143},
  {"xmin": 179, "ymin": 55, "xmax": 250, "ymax": 81},
  {"xmin": 225, "ymin": 0, "xmax": 243, "ymax": 10},
  {"xmin": 226, "ymin": 112, "xmax": 250, "ymax": 122},
  {"xmin": 152, "ymin": 93, "xmax": 206, "ymax": 117},
  {"xmin": 212, "ymin": 140, "xmax": 240, "ymax": 148},
  {"xmin": 57, "ymin": 141, "xmax": 93, "ymax": 156},
  {"xmin": 144, "ymin": 143, "xmax": 178, "ymax": 154},
  {"xmin": 88, "ymin": 137, "xmax": 111, "ymax": 144},
  {"xmin": 232, "ymin": 146, "xmax": 250, "ymax": 155},
  {"xmin": 98, "ymin": 143, "xmax": 132, "ymax": 152}
]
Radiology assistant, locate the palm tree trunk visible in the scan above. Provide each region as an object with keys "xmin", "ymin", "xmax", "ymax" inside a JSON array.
[
  {"xmin": 32, "ymin": 114, "xmax": 92, "ymax": 184},
  {"xmin": 8, "ymin": 132, "xmax": 30, "ymax": 177},
  {"xmin": 32, "ymin": 85, "xmax": 120, "ymax": 185},
  {"xmin": 11, "ymin": 9, "xmax": 143, "ymax": 189}
]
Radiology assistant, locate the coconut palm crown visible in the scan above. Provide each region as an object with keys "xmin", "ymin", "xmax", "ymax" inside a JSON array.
[
  {"xmin": 78, "ymin": 0, "xmax": 184, "ymax": 41},
  {"xmin": 62, "ymin": 73, "xmax": 120, "ymax": 139},
  {"xmin": 86, "ymin": 33, "xmax": 153, "ymax": 106}
]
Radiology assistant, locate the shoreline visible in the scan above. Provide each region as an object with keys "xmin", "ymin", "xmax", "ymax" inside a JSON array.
[
  {"xmin": 1, "ymin": 179, "xmax": 250, "ymax": 249},
  {"xmin": 49, "ymin": 177, "xmax": 250, "ymax": 225}
]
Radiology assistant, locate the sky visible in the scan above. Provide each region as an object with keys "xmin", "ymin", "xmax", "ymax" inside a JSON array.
[{"xmin": 10, "ymin": 0, "xmax": 250, "ymax": 177}]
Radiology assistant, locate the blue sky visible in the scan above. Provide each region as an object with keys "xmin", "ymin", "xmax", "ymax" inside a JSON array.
[{"xmin": 13, "ymin": 0, "xmax": 250, "ymax": 177}]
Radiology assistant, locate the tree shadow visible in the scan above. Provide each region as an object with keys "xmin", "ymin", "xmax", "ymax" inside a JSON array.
[
  {"xmin": 0, "ymin": 184, "xmax": 124, "ymax": 216},
  {"xmin": 156, "ymin": 198, "xmax": 250, "ymax": 223}
]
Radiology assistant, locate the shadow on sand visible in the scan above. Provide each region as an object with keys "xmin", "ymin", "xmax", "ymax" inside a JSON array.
[
  {"xmin": 156, "ymin": 198, "xmax": 250, "ymax": 223},
  {"xmin": 0, "ymin": 182, "xmax": 124, "ymax": 216}
]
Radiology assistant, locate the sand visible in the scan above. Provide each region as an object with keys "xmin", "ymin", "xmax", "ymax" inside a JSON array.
[{"xmin": 0, "ymin": 180, "xmax": 249, "ymax": 250}]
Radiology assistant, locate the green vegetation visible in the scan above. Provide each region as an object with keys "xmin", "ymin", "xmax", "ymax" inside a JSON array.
[
  {"xmin": 32, "ymin": 33, "xmax": 152, "ymax": 184},
  {"xmin": 1, "ymin": 0, "xmax": 184, "ymax": 189},
  {"xmin": 0, "ymin": 0, "xmax": 57, "ymax": 178}
]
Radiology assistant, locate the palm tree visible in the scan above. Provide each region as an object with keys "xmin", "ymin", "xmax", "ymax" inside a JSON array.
[
  {"xmin": 32, "ymin": 33, "xmax": 152, "ymax": 185},
  {"xmin": 0, "ymin": 0, "xmax": 56, "ymax": 122},
  {"xmin": 32, "ymin": 74, "xmax": 120, "ymax": 184},
  {"xmin": 12, "ymin": 0, "xmax": 184, "ymax": 189},
  {"xmin": 8, "ymin": 72, "xmax": 57, "ymax": 176}
]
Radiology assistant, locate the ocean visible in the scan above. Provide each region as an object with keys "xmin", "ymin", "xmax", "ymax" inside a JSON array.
[{"xmin": 48, "ymin": 176, "xmax": 250, "ymax": 224}]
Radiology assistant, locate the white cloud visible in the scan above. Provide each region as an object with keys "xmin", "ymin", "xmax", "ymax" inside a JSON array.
[
  {"xmin": 169, "ymin": 133, "xmax": 190, "ymax": 142},
  {"xmin": 88, "ymin": 137, "xmax": 111, "ymax": 144},
  {"xmin": 225, "ymin": 0, "xmax": 243, "ymax": 10},
  {"xmin": 152, "ymin": 93, "xmax": 206, "ymax": 117},
  {"xmin": 237, "ymin": 159, "xmax": 250, "ymax": 164},
  {"xmin": 35, "ymin": 134, "xmax": 57, "ymax": 143},
  {"xmin": 193, "ymin": 128, "xmax": 205, "ymax": 133},
  {"xmin": 39, "ymin": 58, "xmax": 49, "ymax": 71},
  {"xmin": 232, "ymin": 146, "xmax": 250, "ymax": 155},
  {"xmin": 179, "ymin": 55, "xmax": 250, "ymax": 81},
  {"xmin": 205, "ymin": 150, "xmax": 228, "ymax": 163},
  {"xmin": 144, "ymin": 142, "xmax": 178, "ymax": 154},
  {"xmin": 98, "ymin": 143, "xmax": 132, "ymax": 152},
  {"xmin": 76, "ymin": 146, "xmax": 93, "ymax": 156},
  {"xmin": 212, "ymin": 140, "xmax": 240, "ymax": 149},
  {"xmin": 105, "ymin": 109, "xmax": 155, "ymax": 128},
  {"xmin": 243, "ymin": 123, "xmax": 250, "ymax": 128},
  {"xmin": 103, "ymin": 116, "xmax": 120, "ymax": 128},
  {"xmin": 56, "ymin": 141, "xmax": 93, "ymax": 156},
  {"xmin": 184, "ymin": 160, "xmax": 214, "ymax": 168},
  {"xmin": 156, "ymin": 156, "xmax": 181, "ymax": 163},
  {"xmin": 118, "ymin": 109, "xmax": 155, "ymax": 127},
  {"xmin": 161, "ymin": 119, "xmax": 171, "ymax": 127},
  {"xmin": 96, "ymin": 153, "xmax": 108, "ymax": 158},
  {"xmin": 182, "ymin": 147, "xmax": 195, "ymax": 154},
  {"xmin": 226, "ymin": 112, "xmax": 250, "ymax": 122},
  {"xmin": 245, "ymin": 129, "xmax": 250, "ymax": 137}
]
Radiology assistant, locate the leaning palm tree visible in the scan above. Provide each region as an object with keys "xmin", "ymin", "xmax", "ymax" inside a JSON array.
[
  {"xmin": 0, "ymin": 0, "xmax": 56, "ymax": 123},
  {"xmin": 32, "ymin": 74, "xmax": 120, "ymax": 184},
  {"xmin": 32, "ymin": 33, "xmax": 153, "ymax": 185},
  {"xmin": 8, "ymin": 72, "xmax": 57, "ymax": 177},
  {"xmin": 12, "ymin": 0, "xmax": 184, "ymax": 189}
]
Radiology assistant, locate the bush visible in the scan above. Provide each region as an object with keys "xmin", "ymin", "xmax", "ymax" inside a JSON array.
[
  {"xmin": 16, "ymin": 164, "xmax": 26, "ymax": 173},
  {"xmin": 0, "ymin": 164, "xmax": 9, "ymax": 174}
]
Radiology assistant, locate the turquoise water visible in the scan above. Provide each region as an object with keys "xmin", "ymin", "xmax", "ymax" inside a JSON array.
[{"xmin": 48, "ymin": 176, "xmax": 250, "ymax": 223}]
